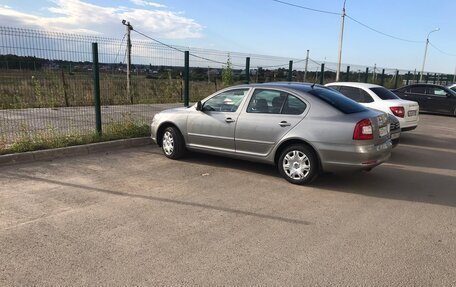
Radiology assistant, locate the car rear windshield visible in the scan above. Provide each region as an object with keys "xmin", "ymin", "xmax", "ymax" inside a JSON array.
[
  {"xmin": 370, "ymin": 87, "xmax": 400, "ymax": 100},
  {"xmin": 308, "ymin": 88, "xmax": 367, "ymax": 114}
]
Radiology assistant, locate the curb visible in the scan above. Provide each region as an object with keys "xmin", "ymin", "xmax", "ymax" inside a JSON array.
[{"xmin": 0, "ymin": 137, "xmax": 153, "ymax": 166}]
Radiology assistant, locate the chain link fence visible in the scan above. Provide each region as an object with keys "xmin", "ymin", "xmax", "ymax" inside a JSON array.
[{"xmin": 0, "ymin": 26, "xmax": 454, "ymax": 153}]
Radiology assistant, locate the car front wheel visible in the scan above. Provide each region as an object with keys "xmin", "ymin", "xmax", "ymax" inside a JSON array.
[
  {"xmin": 162, "ymin": 126, "xmax": 186, "ymax": 159},
  {"xmin": 278, "ymin": 144, "xmax": 319, "ymax": 185}
]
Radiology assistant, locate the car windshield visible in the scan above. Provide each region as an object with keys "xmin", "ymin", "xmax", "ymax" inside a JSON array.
[
  {"xmin": 449, "ymin": 86, "xmax": 456, "ymax": 93},
  {"xmin": 370, "ymin": 87, "xmax": 400, "ymax": 100},
  {"xmin": 308, "ymin": 87, "xmax": 367, "ymax": 114}
]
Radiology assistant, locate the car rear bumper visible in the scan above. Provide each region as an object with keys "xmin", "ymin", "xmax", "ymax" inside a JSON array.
[
  {"xmin": 401, "ymin": 126, "xmax": 417, "ymax": 132},
  {"xmin": 319, "ymin": 140, "xmax": 392, "ymax": 172},
  {"xmin": 398, "ymin": 117, "xmax": 418, "ymax": 131}
]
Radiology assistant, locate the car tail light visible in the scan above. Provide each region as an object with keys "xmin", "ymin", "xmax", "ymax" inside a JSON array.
[
  {"xmin": 390, "ymin": 106, "xmax": 405, "ymax": 118},
  {"xmin": 353, "ymin": 119, "xmax": 373, "ymax": 140}
]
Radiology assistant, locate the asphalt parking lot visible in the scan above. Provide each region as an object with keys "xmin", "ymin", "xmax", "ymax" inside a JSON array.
[{"xmin": 0, "ymin": 114, "xmax": 455, "ymax": 286}]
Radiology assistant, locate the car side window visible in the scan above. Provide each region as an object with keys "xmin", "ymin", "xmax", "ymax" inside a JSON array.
[
  {"xmin": 202, "ymin": 89, "xmax": 249, "ymax": 112},
  {"xmin": 338, "ymin": 86, "xmax": 372, "ymax": 103},
  {"xmin": 247, "ymin": 89, "xmax": 306, "ymax": 115},
  {"xmin": 247, "ymin": 89, "xmax": 285, "ymax": 114},
  {"xmin": 282, "ymin": 95, "xmax": 307, "ymax": 115},
  {"xmin": 359, "ymin": 89, "xmax": 374, "ymax": 103},
  {"xmin": 427, "ymin": 87, "xmax": 447, "ymax": 97},
  {"xmin": 410, "ymin": 86, "xmax": 426, "ymax": 94},
  {"xmin": 338, "ymin": 86, "xmax": 359, "ymax": 101}
]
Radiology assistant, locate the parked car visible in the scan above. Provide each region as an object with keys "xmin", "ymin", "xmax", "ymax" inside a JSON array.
[
  {"xmin": 326, "ymin": 82, "xmax": 419, "ymax": 131},
  {"xmin": 387, "ymin": 113, "xmax": 401, "ymax": 147},
  {"xmin": 151, "ymin": 83, "xmax": 392, "ymax": 185},
  {"xmin": 392, "ymin": 84, "xmax": 456, "ymax": 116}
]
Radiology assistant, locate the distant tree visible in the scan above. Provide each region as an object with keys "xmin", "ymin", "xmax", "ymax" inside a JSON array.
[{"xmin": 222, "ymin": 54, "xmax": 233, "ymax": 86}]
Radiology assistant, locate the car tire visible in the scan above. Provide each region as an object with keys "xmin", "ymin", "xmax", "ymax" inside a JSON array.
[
  {"xmin": 277, "ymin": 144, "xmax": 319, "ymax": 185},
  {"xmin": 161, "ymin": 126, "xmax": 186, "ymax": 159},
  {"xmin": 392, "ymin": 138, "xmax": 400, "ymax": 148}
]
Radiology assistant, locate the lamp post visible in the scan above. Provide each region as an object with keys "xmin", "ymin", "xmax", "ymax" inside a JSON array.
[
  {"xmin": 336, "ymin": 0, "xmax": 347, "ymax": 82},
  {"xmin": 420, "ymin": 28, "xmax": 440, "ymax": 82}
]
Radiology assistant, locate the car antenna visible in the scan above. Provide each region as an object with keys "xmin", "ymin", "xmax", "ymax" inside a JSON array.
[{"xmin": 311, "ymin": 77, "xmax": 318, "ymax": 89}]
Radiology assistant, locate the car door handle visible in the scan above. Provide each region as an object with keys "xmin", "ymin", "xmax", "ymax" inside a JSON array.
[
  {"xmin": 225, "ymin": 117, "xmax": 235, "ymax": 123},
  {"xmin": 279, "ymin": 121, "xmax": 291, "ymax": 127}
]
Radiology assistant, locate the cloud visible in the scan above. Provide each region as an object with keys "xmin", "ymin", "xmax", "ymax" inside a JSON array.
[
  {"xmin": 0, "ymin": 0, "xmax": 202, "ymax": 39},
  {"xmin": 130, "ymin": 0, "xmax": 166, "ymax": 8}
]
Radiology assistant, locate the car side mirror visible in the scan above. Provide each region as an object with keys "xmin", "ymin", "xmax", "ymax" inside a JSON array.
[
  {"xmin": 447, "ymin": 93, "xmax": 452, "ymax": 98},
  {"xmin": 196, "ymin": 101, "xmax": 203, "ymax": 111}
]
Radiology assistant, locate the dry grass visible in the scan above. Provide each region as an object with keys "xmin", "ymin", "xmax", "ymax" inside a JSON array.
[{"xmin": 0, "ymin": 69, "xmax": 223, "ymax": 109}]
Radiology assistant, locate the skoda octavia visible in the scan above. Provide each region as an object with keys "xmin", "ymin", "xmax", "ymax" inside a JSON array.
[{"xmin": 151, "ymin": 83, "xmax": 392, "ymax": 185}]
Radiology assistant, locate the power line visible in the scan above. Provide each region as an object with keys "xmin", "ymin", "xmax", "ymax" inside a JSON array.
[
  {"xmin": 345, "ymin": 15, "xmax": 424, "ymax": 43},
  {"xmin": 428, "ymin": 41, "xmax": 456, "ymax": 57},
  {"xmin": 349, "ymin": 19, "xmax": 423, "ymax": 44},
  {"xmin": 272, "ymin": 0, "xmax": 424, "ymax": 44},
  {"xmin": 114, "ymin": 33, "xmax": 127, "ymax": 64},
  {"xmin": 272, "ymin": 0, "xmax": 340, "ymax": 15},
  {"xmin": 132, "ymin": 28, "xmax": 244, "ymax": 67}
]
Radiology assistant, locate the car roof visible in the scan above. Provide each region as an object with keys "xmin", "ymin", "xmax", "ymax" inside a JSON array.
[
  {"xmin": 399, "ymin": 83, "xmax": 448, "ymax": 88},
  {"xmin": 230, "ymin": 82, "xmax": 328, "ymax": 93},
  {"xmin": 325, "ymin": 82, "xmax": 382, "ymax": 89}
]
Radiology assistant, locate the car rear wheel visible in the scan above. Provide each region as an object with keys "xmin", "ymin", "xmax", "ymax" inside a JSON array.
[
  {"xmin": 162, "ymin": 127, "xmax": 186, "ymax": 159},
  {"xmin": 278, "ymin": 144, "xmax": 319, "ymax": 185}
]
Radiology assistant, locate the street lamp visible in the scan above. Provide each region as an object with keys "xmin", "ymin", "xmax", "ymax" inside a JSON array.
[
  {"xmin": 420, "ymin": 28, "xmax": 440, "ymax": 82},
  {"xmin": 336, "ymin": 0, "xmax": 347, "ymax": 82}
]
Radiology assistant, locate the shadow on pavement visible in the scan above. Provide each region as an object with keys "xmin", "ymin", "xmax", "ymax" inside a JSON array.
[{"xmin": 3, "ymin": 172, "xmax": 312, "ymax": 226}]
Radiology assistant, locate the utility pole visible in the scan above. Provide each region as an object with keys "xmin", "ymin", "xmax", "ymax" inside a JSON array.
[
  {"xmin": 336, "ymin": 0, "xmax": 346, "ymax": 82},
  {"xmin": 420, "ymin": 28, "xmax": 439, "ymax": 82},
  {"xmin": 304, "ymin": 49, "xmax": 309, "ymax": 82},
  {"xmin": 373, "ymin": 64, "xmax": 377, "ymax": 82},
  {"xmin": 453, "ymin": 65, "xmax": 456, "ymax": 83},
  {"xmin": 122, "ymin": 20, "xmax": 133, "ymax": 103}
]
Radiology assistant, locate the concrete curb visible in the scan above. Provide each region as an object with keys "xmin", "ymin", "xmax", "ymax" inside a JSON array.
[{"xmin": 0, "ymin": 137, "xmax": 153, "ymax": 166}]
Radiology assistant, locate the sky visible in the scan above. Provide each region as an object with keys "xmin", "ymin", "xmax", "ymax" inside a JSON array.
[{"xmin": 0, "ymin": 0, "xmax": 455, "ymax": 73}]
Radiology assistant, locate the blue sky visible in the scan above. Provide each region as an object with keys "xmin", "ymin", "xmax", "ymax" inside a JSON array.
[{"xmin": 0, "ymin": 0, "xmax": 455, "ymax": 73}]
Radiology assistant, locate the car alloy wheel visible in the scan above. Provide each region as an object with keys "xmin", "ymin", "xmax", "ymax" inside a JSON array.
[
  {"xmin": 162, "ymin": 131, "xmax": 174, "ymax": 156},
  {"xmin": 278, "ymin": 144, "xmax": 319, "ymax": 185}
]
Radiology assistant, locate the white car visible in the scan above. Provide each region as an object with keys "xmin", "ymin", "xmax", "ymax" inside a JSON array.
[{"xmin": 326, "ymin": 82, "xmax": 419, "ymax": 131}]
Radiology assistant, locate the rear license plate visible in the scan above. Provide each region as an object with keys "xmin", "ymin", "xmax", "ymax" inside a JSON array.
[
  {"xmin": 391, "ymin": 132, "xmax": 400, "ymax": 139},
  {"xmin": 408, "ymin": 110, "xmax": 417, "ymax": 117},
  {"xmin": 379, "ymin": 126, "xmax": 388, "ymax": 137}
]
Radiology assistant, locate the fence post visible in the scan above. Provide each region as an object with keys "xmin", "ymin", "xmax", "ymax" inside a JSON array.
[
  {"xmin": 406, "ymin": 71, "xmax": 410, "ymax": 85},
  {"xmin": 394, "ymin": 70, "xmax": 399, "ymax": 89},
  {"xmin": 288, "ymin": 60, "xmax": 293, "ymax": 82},
  {"xmin": 184, "ymin": 51, "xmax": 189, "ymax": 107},
  {"xmin": 320, "ymin": 63, "xmax": 325, "ymax": 84},
  {"xmin": 245, "ymin": 57, "xmax": 250, "ymax": 84},
  {"xmin": 92, "ymin": 43, "xmax": 102, "ymax": 136},
  {"xmin": 426, "ymin": 73, "xmax": 430, "ymax": 83},
  {"xmin": 380, "ymin": 69, "xmax": 385, "ymax": 86},
  {"xmin": 364, "ymin": 67, "xmax": 369, "ymax": 83},
  {"xmin": 345, "ymin": 66, "xmax": 350, "ymax": 81},
  {"xmin": 433, "ymin": 73, "xmax": 437, "ymax": 84},
  {"xmin": 417, "ymin": 72, "xmax": 421, "ymax": 83}
]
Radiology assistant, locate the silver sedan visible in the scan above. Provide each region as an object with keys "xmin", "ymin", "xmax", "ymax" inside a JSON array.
[{"xmin": 151, "ymin": 83, "xmax": 392, "ymax": 184}]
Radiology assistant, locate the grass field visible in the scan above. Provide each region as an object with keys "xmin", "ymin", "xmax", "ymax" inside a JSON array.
[{"xmin": 0, "ymin": 69, "xmax": 225, "ymax": 109}]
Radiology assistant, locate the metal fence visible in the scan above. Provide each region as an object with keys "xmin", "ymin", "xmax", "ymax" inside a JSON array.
[{"xmin": 0, "ymin": 26, "xmax": 455, "ymax": 152}]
